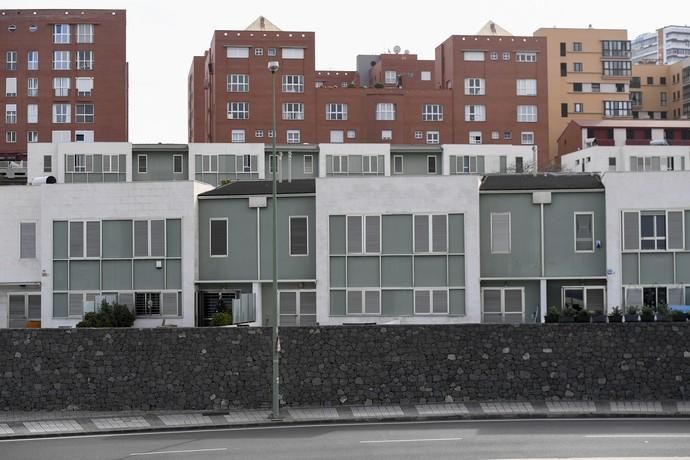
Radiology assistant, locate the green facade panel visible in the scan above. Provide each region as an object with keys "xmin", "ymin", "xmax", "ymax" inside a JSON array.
[
  {"xmin": 330, "ymin": 290, "xmax": 346, "ymax": 315},
  {"xmin": 381, "ymin": 256, "xmax": 413, "ymax": 287},
  {"xmin": 101, "ymin": 260, "xmax": 133, "ymax": 290},
  {"xmin": 132, "ymin": 151, "xmax": 188, "ymax": 181},
  {"xmin": 381, "ymin": 290, "xmax": 413, "ymax": 315},
  {"xmin": 69, "ymin": 261, "xmax": 100, "ymax": 290},
  {"xmin": 166, "ymin": 219, "xmax": 182, "ymax": 258},
  {"xmin": 546, "ymin": 279, "xmax": 607, "ymax": 310},
  {"xmin": 347, "ymin": 257, "xmax": 380, "ymax": 287},
  {"xmin": 53, "ymin": 221, "xmax": 68, "ymax": 259},
  {"xmin": 382, "ymin": 215, "xmax": 412, "ymax": 254},
  {"xmin": 102, "ymin": 220, "xmax": 133, "ymax": 259},
  {"xmin": 53, "ymin": 261, "xmax": 68, "ymax": 291},
  {"xmin": 329, "ymin": 215, "xmax": 346, "ymax": 254},
  {"xmin": 448, "ymin": 214, "xmax": 464, "ymax": 253},
  {"xmin": 639, "ymin": 253, "xmax": 674, "ymax": 284},
  {"xmin": 448, "ymin": 255, "xmax": 465, "ymax": 286},
  {"xmin": 330, "ymin": 256, "xmax": 346, "ymax": 288},
  {"xmin": 166, "ymin": 260, "xmax": 182, "ymax": 289},
  {"xmin": 449, "ymin": 289, "xmax": 465, "ymax": 315},
  {"xmin": 133, "ymin": 260, "xmax": 165, "ymax": 289},
  {"xmin": 481, "ymin": 280, "xmax": 540, "ymax": 323},
  {"xmin": 53, "ymin": 293, "xmax": 68, "ymax": 318},
  {"xmin": 676, "ymin": 253, "xmax": 690, "ymax": 283},
  {"xmin": 622, "ymin": 253, "xmax": 639, "ymax": 285},
  {"xmin": 414, "ymin": 256, "xmax": 447, "ymax": 287}
]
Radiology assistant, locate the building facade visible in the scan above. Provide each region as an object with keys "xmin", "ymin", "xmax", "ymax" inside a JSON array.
[
  {"xmin": 632, "ymin": 26, "xmax": 690, "ymax": 64},
  {"xmin": 0, "ymin": 9, "xmax": 128, "ymax": 159}
]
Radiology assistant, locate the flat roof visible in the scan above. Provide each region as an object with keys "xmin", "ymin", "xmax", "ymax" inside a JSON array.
[
  {"xmin": 199, "ymin": 179, "xmax": 315, "ymax": 197},
  {"xmin": 480, "ymin": 174, "xmax": 603, "ymax": 191}
]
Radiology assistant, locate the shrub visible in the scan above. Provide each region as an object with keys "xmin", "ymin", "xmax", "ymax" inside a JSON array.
[
  {"xmin": 211, "ymin": 311, "xmax": 232, "ymax": 326},
  {"xmin": 373, "ymin": 82, "xmax": 384, "ymax": 88},
  {"xmin": 76, "ymin": 300, "xmax": 135, "ymax": 328},
  {"xmin": 575, "ymin": 308, "xmax": 591, "ymax": 323},
  {"xmin": 608, "ymin": 306, "xmax": 622, "ymax": 317},
  {"xmin": 671, "ymin": 309, "xmax": 687, "ymax": 322},
  {"xmin": 544, "ymin": 306, "xmax": 560, "ymax": 323}
]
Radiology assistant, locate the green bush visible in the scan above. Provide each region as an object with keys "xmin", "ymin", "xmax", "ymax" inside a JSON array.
[
  {"xmin": 544, "ymin": 306, "xmax": 560, "ymax": 323},
  {"xmin": 76, "ymin": 300, "xmax": 135, "ymax": 328},
  {"xmin": 211, "ymin": 311, "xmax": 232, "ymax": 326}
]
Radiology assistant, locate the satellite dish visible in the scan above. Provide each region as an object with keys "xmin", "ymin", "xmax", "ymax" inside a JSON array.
[
  {"xmin": 404, "ymin": 49, "xmax": 410, "ymax": 54},
  {"xmin": 393, "ymin": 45, "xmax": 401, "ymax": 54}
]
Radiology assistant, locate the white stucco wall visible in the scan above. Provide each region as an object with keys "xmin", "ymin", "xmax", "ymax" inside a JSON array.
[
  {"xmin": 603, "ymin": 171, "xmax": 690, "ymax": 308},
  {"xmin": 317, "ymin": 143, "xmax": 391, "ymax": 177},
  {"xmin": 188, "ymin": 143, "xmax": 266, "ymax": 179},
  {"xmin": 315, "ymin": 175, "xmax": 481, "ymax": 325},
  {"xmin": 561, "ymin": 146, "xmax": 690, "ymax": 173},
  {"xmin": 27, "ymin": 142, "xmax": 133, "ymax": 183}
]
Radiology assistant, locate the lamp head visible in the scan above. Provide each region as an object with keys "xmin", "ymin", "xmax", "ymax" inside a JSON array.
[{"xmin": 268, "ymin": 61, "xmax": 280, "ymax": 73}]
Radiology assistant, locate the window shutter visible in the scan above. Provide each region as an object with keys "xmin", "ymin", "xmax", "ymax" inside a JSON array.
[
  {"xmin": 66, "ymin": 154, "xmax": 74, "ymax": 172},
  {"xmin": 415, "ymin": 290, "xmax": 431, "ymax": 313},
  {"xmin": 150, "ymin": 220, "xmax": 165, "ymax": 257},
  {"xmin": 668, "ymin": 287, "xmax": 683, "ymax": 305},
  {"xmin": 68, "ymin": 293, "xmax": 83, "ymax": 317},
  {"xmin": 667, "ymin": 211, "xmax": 684, "ymax": 250},
  {"xmin": 86, "ymin": 221, "xmax": 100, "ymax": 257},
  {"xmin": 111, "ymin": 155, "xmax": 119, "ymax": 172},
  {"xmin": 629, "ymin": 156, "xmax": 638, "ymax": 171},
  {"xmin": 347, "ymin": 290, "xmax": 362, "ymax": 314},
  {"xmin": 625, "ymin": 287, "xmax": 642, "ymax": 307},
  {"xmin": 300, "ymin": 292, "xmax": 317, "ymax": 315},
  {"xmin": 432, "ymin": 215, "xmax": 447, "ymax": 252},
  {"xmin": 342, "ymin": 155, "xmax": 349, "ymax": 173},
  {"xmin": 134, "ymin": 220, "xmax": 149, "ymax": 257},
  {"xmin": 622, "ymin": 211, "xmax": 639, "ymax": 250},
  {"xmin": 365, "ymin": 216, "xmax": 380, "ymax": 253},
  {"xmin": 491, "ymin": 213, "xmax": 511, "ymax": 253},
  {"xmin": 499, "ymin": 156, "xmax": 507, "ymax": 173},
  {"xmin": 432, "ymin": 290, "xmax": 448, "ymax": 313},
  {"xmin": 414, "ymin": 215, "xmax": 429, "ymax": 252},
  {"xmin": 586, "ymin": 288, "xmax": 605, "ymax": 311},
  {"xmin": 469, "ymin": 156, "xmax": 477, "ymax": 173},
  {"xmin": 20, "ymin": 222, "xmax": 36, "ymax": 259},
  {"xmin": 482, "ymin": 289, "xmax": 502, "ymax": 323},
  {"xmin": 290, "ymin": 217, "xmax": 308, "ymax": 255},
  {"xmin": 161, "ymin": 292, "xmax": 178, "ymax": 316},
  {"xmin": 119, "ymin": 293, "xmax": 135, "ymax": 313},
  {"xmin": 210, "ymin": 155, "xmax": 218, "ymax": 172},
  {"xmin": 279, "ymin": 291, "xmax": 298, "ymax": 325},
  {"xmin": 195, "ymin": 154, "xmax": 202, "ymax": 173},
  {"xmin": 250, "ymin": 155, "xmax": 257, "ymax": 172},
  {"xmin": 326, "ymin": 155, "xmax": 333, "ymax": 174},
  {"xmin": 27, "ymin": 295, "xmax": 41, "ymax": 320},
  {"xmin": 347, "ymin": 216, "xmax": 362, "ymax": 253},
  {"xmin": 85, "ymin": 155, "xmax": 93, "ymax": 172},
  {"xmin": 70, "ymin": 221, "xmax": 84, "ymax": 257},
  {"xmin": 378, "ymin": 155, "xmax": 385, "ymax": 174},
  {"xmin": 9, "ymin": 295, "xmax": 25, "ymax": 320},
  {"xmin": 477, "ymin": 156, "xmax": 485, "ymax": 173},
  {"xmin": 504, "ymin": 289, "xmax": 523, "ymax": 323},
  {"xmin": 651, "ymin": 156, "xmax": 661, "ymax": 171},
  {"xmin": 364, "ymin": 291, "xmax": 379, "ymax": 314},
  {"xmin": 210, "ymin": 219, "xmax": 228, "ymax": 256},
  {"xmin": 575, "ymin": 214, "xmax": 593, "ymax": 251}
]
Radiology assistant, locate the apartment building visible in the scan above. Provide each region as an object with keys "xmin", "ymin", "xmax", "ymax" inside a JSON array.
[
  {"xmin": 0, "ymin": 9, "xmax": 128, "ymax": 159},
  {"xmin": 533, "ymin": 27, "xmax": 632, "ymax": 167},
  {"xmin": 632, "ymin": 26, "xmax": 690, "ymax": 64},
  {"xmin": 631, "ymin": 57, "xmax": 690, "ymax": 120}
]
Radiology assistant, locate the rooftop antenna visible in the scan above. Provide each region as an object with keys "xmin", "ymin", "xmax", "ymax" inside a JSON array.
[{"xmin": 393, "ymin": 45, "xmax": 401, "ymax": 54}]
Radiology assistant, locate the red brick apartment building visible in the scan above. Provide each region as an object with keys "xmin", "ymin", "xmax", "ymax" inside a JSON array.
[
  {"xmin": 0, "ymin": 9, "xmax": 128, "ymax": 159},
  {"xmin": 188, "ymin": 18, "xmax": 549, "ymax": 168}
]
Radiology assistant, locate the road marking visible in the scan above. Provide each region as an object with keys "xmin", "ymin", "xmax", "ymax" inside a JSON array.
[
  {"xmin": 585, "ymin": 434, "xmax": 690, "ymax": 438},
  {"xmin": 360, "ymin": 437, "xmax": 463, "ymax": 444},
  {"xmin": 129, "ymin": 448, "xmax": 227, "ymax": 456}
]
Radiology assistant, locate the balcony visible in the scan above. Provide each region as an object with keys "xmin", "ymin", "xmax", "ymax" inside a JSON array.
[
  {"xmin": 625, "ymin": 139, "xmax": 652, "ymax": 146},
  {"xmin": 595, "ymin": 138, "xmax": 615, "ymax": 146}
]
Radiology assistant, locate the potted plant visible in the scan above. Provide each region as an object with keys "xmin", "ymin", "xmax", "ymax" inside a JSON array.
[
  {"xmin": 640, "ymin": 305, "xmax": 655, "ymax": 322},
  {"xmin": 655, "ymin": 304, "xmax": 670, "ymax": 322},
  {"xmin": 670, "ymin": 309, "xmax": 687, "ymax": 322},
  {"xmin": 591, "ymin": 310, "xmax": 607, "ymax": 323},
  {"xmin": 544, "ymin": 306, "xmax": 560, "ymax": 323},
  {"xmin": 575, "ymin": 308, "xmax": 591, "ymax": 323},
  {"xmin": 608, "ymin": 306, "xmax": 623, "ymax": 323},
  {"xmin": 624, "ymin": 305, "xmax": 639, "ymax": 322},
  {"xmin": 559, "ymin": 306, "xmax": 577, "ymax": 323}
]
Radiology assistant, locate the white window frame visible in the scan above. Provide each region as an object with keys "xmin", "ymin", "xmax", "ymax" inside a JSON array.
[
  {"xmin": 254, "ymin": 47, "xmax": 263, "ymax": 56},
  {"xmin": 516, "ymin": 52, "xmax": 537, "ymax": 62},
  {"xmin": 286, "ymin": 130, "xmax": 301, "ymax": 144},
  {"xmin": 76, "ymin": 24, "xmax": 94, "ymax": 43},
  {"xmin": 346, "ymin": 289, "xmax": 381, "ymax": 315},
  {"xmin": 6, "ymin": 51, "xmax": 17, "ymax": 70},
  {"xmin": 227, "ymin": 74, "xmax": 249, "ymax": 92},
  {"xmin": 282, "ymin": 102, "xmax": 305, "ymax": 120},
  {"xmin": 304, "ymin": 155, "xmax": 314, "ymax": 175},
  {"xmin": 5, "ymin": 104, "xmax": 17, "ymax": 124},
  {"xmin": 227, "ymin": 47, "xmax": 249, "ymax": 58},
  {"xmin": 463, "ymin": 51, "xmax": 485, "ymax": 61},
  {"xmin": 464, "ymin": 78, "xmax": 485, "ymax": 96},
  {"xmin": 376, "ymin": 103, "xmax": 396, "ymax": 121},
  {"xmin": 282, "ymin": 75, "xmax": 305, "ymax": 93},
  {"xmin": 414, "ymin": 131, "xmax": 423, "ymax": 140},
  {"xmin": 242, "ymin": 154, "xmax": 252, "ymax": 173},
  {"xmin": 27, "ymin": 77, "xmax": 38, "ymax": 97},
  {"xmin": 562, "ymin": 286, "xmax": 606, "ymax": 311},
  {"xmin": 173, "ymin": 154, "xmax": 183, "ymax": 174},
  {"xmin": 362, "ymin": 156, "xmax": 378, "ymax": 174},
  {"xmin": 68, "ymin": 220, "xmax": 101, "ymax": 259},
  {"xmin": 469, "ymin": 131, "xmax": 482, "ymax": 144},
  {"xmin": 422, "ymin": 104, "xmax": 443, "ymax": 121},
  {"xmin": 420, "ymin": 71, "xmax": 431, "ymax": 81},
  {"xmin": 574, "ymin": 103, "xmax": 583, "ymax": 113},
  {"xmin": 75, "ymin": 103, "xmax": 94, "ymax": 123},
  {"xmin": 53, "ymin": 50, "xmax": 70, "ymax": 70},
  {"xmin": 426, "ymin": 131, "xmax": 440, "ymax": 145},
  {"xmin": 521, "ymin": 132, "xmax": 534, "ymax": 145},
  {"xmin": 76, "ymin": 50, "xmax": 94, "ymax": 71},
  {"xmin": 5, "ymin": 131, "xmax": 17, "ymax": 143},
  {"xmin": 332, "ymin": 155, "xmax": 347, "ymax": 174},
  {"xmin": 231, "ymin": 129, "xmax": 246, "ymax": 143},
  {"xmin": 426, "ymin": 155, "xmax": 437, "ymax": 174},
  {"xmin": 289, "ymin": 216, "xmax": 309, "ymax": 256},
  {"xmin": 413, "ymin": 214, "xmax": 448, "ymax": 253},
  {"xmin": 465, "ymin": 104, "xmax": 486, "ymax": 122},
  {"xmin": 414, "ymin": 289, "xmax": 449, "ymax": 315},
  {"xmin": 490, "ymin": 212, "xmax": 511, "ymax": 254},
  {"xmin": 346, "ymin": 215, "xmax": 381, "ymax": 255},
  {"xmin": 102, "ymin": 154, "xmax": 120, "ymax": 173},
  {"xmin": 209, "ymin": 217, "xmax": 229, "ymax": 257},
  {"xmin": 19, "ymin": 221, "xmax": 37, "ymax": 259},
  {"xmin": 27, "ymin": 131, "xmax": 38, "ymax": 143},
  {"xmin": 381, "ymin": 130, "xmax": 393, "ymax": 141},
  {"xmin": 329, "ymin": 130, "xmax": 344, "ymax": 143},
  {"xmin": 5, "ymin": 77, "xmax": 17, "ymax": 97},
  {"xmin": 53, "ymin": 24, "xmax": 70, "ymax": 44},
  {"xmin": 326, "ymin": 103, "xmax": 347, "ymax": 120},
  {"xmin": 393, "ymin": 155, "xmax": 403, "ymax": 175},
  {"xmin": 516, "ymin": 79, "xmax": 537, "ymax": 96},
  {"xmin": 517, "ymin": 105, "xmax": 538, "ymax": 122},
  {"xmin": 52, "ymin": 103, "xmax": 71, "ymax": 123},
  {"xmin": 255, "ymin": 129, "xmax": 264, "ymax": 138},
  {"xmin": 27, "ymin": 104, "xmax": 38, "ymax": 124},
  {"xmin": 281, "ymin": 48, "xmax": 304, "ymax": 59},
  {"xmin": 639, "ymin": 211, "xmax": 669, "ymax": 251},
  {"xmin": 503, "ymin": 52, "xmax": 511, "ymax": 60},
  {"xmin": 481, "ymin": 287, "xmax": 525, "ymax": 323},
  {"xmin": 227, "ymin": 102, "xmax": 249, "ymax": 120},
  {"xmin": 137, "ymin": 154, "xmax": 148, "ymax": 174},
  {"xmin": 384, "ymin": 70, "xmax": 397, "ymax": 84},
  {"xmin": 53, "ymin": 77, "xmax": 70, "ymax": 97},
  {"xmin": 574, "ymin": 212, "xmax": 595, "ymax": 253}
]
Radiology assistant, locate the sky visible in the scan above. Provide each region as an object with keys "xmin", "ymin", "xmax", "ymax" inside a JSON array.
[{"xmin": 4, "ymin": 0, "xmax": 686, "ymax": 143}]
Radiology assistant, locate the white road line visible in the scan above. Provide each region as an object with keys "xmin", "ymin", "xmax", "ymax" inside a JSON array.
[
  {"xmin": 585, "ymin": 434, "xmax": 690, "ymax": 438},
  {"xmin": 129, "ymin": 448, "xmax": 227, "ymax": 456},
  {"xmin": 360, "ymin": 437, "xmax": 463, "ymax": 444}
]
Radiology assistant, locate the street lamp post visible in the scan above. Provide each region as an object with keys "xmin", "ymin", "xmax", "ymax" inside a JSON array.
[{"xmin": 267, "ymin": 60, "xmax": 280, "ymax": 420}]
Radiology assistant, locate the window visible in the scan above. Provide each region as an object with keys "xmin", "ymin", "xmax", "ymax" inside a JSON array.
[
  {"xmin": 52, "ymin": 103, "xmax": 70, "ymax": 123},
  {"xmin": 4, "ymin": 104, "xmax": 17, "ymax": 124},
  {"xmin": 602, "ymin": 40, "xmax": 631, "ymax": 58},
  {"xmin": 287, "ymin": 130, "xmax": 300, "ymax": 144},
  {"xmin": 563, "ymin": 287, "xmax": 605, "ymax": 311},
  {"xmin": 469, "ymin": 131, "xmax": 482, "ymax": 144},
  {"xmin": 304, "ymin": 155, "xmax": 314, "ymax": 175},
  {"xmin": 491, "ymin": 131, "xmax": 499, "ymax": 140},
  {"xmin": 463, "ymin": 51, "xmax": 485, "ymax": 61},
  {"xmin": 227, "ymin": 47, "xmax": 249, "ymax": 58},
  {"xmin": 414, "ymin": 214, "xmax": 447, "ymax": 252},
  {"xmin": 573, "ymin": 62, "xmax": 583, "ymax": 72},
  {"xmin": 282, "ymin": 102, "xmax": 304, "ymax": 120},
  {"xmin": 347, "ymin": 215, "xmax": 380, "ymax": 254},
  {"xmin": 516, "ymin": 79, "xmax": 537, "ymax": 96},
  {"xmin": 331, "ymin": 155, "xmax": 347, "ymax": 174},
  {"xmin": 76, "ymin": 77, "xmax": 93, "ymax": 96},
  {"xmin": 169, "ymin": 154, "xmax": 183, "ymax": 174},
  {"xmin": 426, "ymin": 156, "xmax": 437, "ymax": 174},
  {"xmin": 414, "ymin": 131, "xmax": 423, "ymax": 139},
  {"xmin": 491, "ymin": 212, "xmax": 511, "ymax": 253},
  {"xmin": 560, "ymin": 63, "xmax": 567, "ymax": 77},
  {"xmin": 53, "ymin": 77, "xmax": 70, "ymax": 96},
  {"xmin": 660, "ymin": 77, "xmax": 667, "ymax": 85},
  {"xmin": 616, "ymin": 83, "xmax": 625, "ymax": 93},
  {"xmin": 560, "ymin": 42, "xmax": 567, "ymax": 56},
  {"xmin": 376, "ymin": 103, "xmax": 396, "ymax": 120},
  {"xmin": 422, "ymin": 104, "xmax": 443, "ymax": 121},
  {"xmin": 27, "ymin": 77, "xmax": 38, "ymax": 96},
  {"xmin": 640, "ymin": 212, "xmax": 667, "ymax": 250},
  {"xmin": 227, "ymin": 74, "xmax": 249, "ymax": 92},
  {"xmin": 515, "ymin": 52, "xmax": 537, "ymax": 62},
  {"xmin": 591, "ymin": 83, "xmax": 600, "ymax": 92},
  {"xmin": 561, "ymin": 103, "xmax": 568, "ymax": 117},
  {"xmin": 282, "ymin": 75, "xmax": 304, "ymax": 93},
  {"xmin": 241, "ymin": 154, "xmax": 252, "ymax": 173},
  {"xmin": 134, "ymin": 293, "xmax": 162, "ymax": 317},
  {"xmin": 268, "ymin": 48, "xmax": 276, "ymax": 56},
  {"xmin": 465, "ymin": 104, "xmax": 486, "ymax": 121},
  {"xmin": 574, "ymin": 212, "xmax": 594, "ymax": 252},
  {"xmin": 255, "ymin": 129, "xmax": 263, "ymax": 138},
  {"xmin": 53, "ymin": 51, "xmax": 70, "ymax": 70},
  {"xmin": 76, "ymin": 24, "xmax": 93, "ymax": 43},
  {"xmin": 27, "ymin": 131, "xmax": 38, "ymax": 143},
  {"xmin": 574, "ymin": 103, "xmax": 583, "ymax": 113},
  {"xmin": 414, "ymin": 290, "xmax": 449, "ymax": 314},
  {"xmin": 254, "ymin": 47, "xmax": 263, "ymax": 56},
  {"xmin": 384, "ymin": 70, "xmax": 397, "ymax": 84},
  {"xmin": 4, "ymin": 77, "xmax": 16, "ymax": 97},
  {"xmin": 9, "ymin": 294, "xmax": 41, "ymax": 326},
  {"xmin": 420, "ymin": 71, "xmax": 431, "ymax": 81},
  {"xmin": 503, "ymin": 52, "xmax": 510, "ymax": 60},
  {"xmin": 5, "ymin": 131, "xmax": 16, "ymax": 143},
  {"xmin": 69, "ymin": 221, "xmax": 101, "ymax": 258},
  {"xmin": 426, "ymin": 131, "xmax": 439, "ymax": 144},
  {"xmin": 231, "ymin": 129, "xmax": 245, "ymax": 143},
  {"xmin": 75, "ymin": 130, "xmax": 92, "ymax": 143},
  {"xmin": 53, "ymin": 24, "xmax": 70, "ymax": 43},
  {"xmin": 6, "ymin": 51, "xmax": 17, "ymax": 70},
  {"xmin": 623, "ymin": 210, "xmax": 684, "ymax": 251},
  {"xmin": 289, "ymin": 217, "xmax": 308, "ymax": 256},
  {"xmin": 661, "ymin": 92, "xmax": 668, "ymax": 107},
  {"xmin": 330, "ymin": 130, "xmax": 344, "ymax": 143},
  {"xmin": 504, "ymin": 131, "xmax": 512, "ymax": 140},
  {"xmin": 20, "ymin": 222, "xmax": 37, "ymax": 259},
  {"xmin": 101, "ymin": 154, "xmax": 119, "ymax": 173},
  {"xmin": 346, "ymin": 290, "xmax": 380, "ymax": 315},
  {"xmin": 132, "ymin": 220, "xmax": 166, "ymax": 258},
  {"xmin": 326, "ymin": 103, "xmax": 347, "ymax": 120},
  {"xmin": 381, "ymin": 130, "xmax": 392, "ymax": 141},
  {"xmin": 573, "ymin": 42, "xmax": 582, "ymax": 52},
  {"xmin": 521, "ymin": 132, "xmax": 534, "ymax": 145},
  {"xmin": 517, "ymin": 105, "xmax": 537, "ymax": 122},
  {"xmin": 27, "ymin": 104, "xmax": 38, "ymax": 123},
  {"xmin": 137, "ymin": 154, "xmax": 147, "ymax": 174},
  {"xmin": 393, "ymin": 155, "xmax": 403, "ymax": 174},
  {"xmin": 464, "ymin": 78, "xmax": 485, "ymax": 95},
  {"xmin": 76, "ymin": 50, "xmax": 93, "ymax": 70},
  {"xmin": 267, "ymin": 130, "xmax": 274, "ymax": 138},
  {"xmin": 26, "ymin": 51, "xmax": 38, "ymax": 70},
  {"xmin": 608, "ymin": 157, "xmax": 616, "ymax": 171},
  {"xmin": 603, "ymin": 100, "xmax": 631, "ymax": 117},
  {"xmin": 227, "ymin": 102, "xmax": 249, "ymax": 119},
  {"xmin": 282, "ymin": 48, "xmax": 304, "ymax": 59},
  {"xmin": 602, "ymin": 60, "xmax": 631, "ymax": 77},
  {"xmin": 75, "ymin": 104, "xmax": 94, "ymax": 123},
  {"xmin": 490, "ymin": 51, "xmax": 498, "ymax": 60}
]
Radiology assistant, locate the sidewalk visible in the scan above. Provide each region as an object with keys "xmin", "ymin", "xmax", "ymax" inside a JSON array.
[{"xmin": 1, "ymin": 400, "xmax": 689, "ymax": 439}]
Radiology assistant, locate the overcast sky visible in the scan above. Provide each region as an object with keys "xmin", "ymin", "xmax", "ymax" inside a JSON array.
[{"xmin": 8, "ymin": 0, "xmax": 686, "ymax": 143}]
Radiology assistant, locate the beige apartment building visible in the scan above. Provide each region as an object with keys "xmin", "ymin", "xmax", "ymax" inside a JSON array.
[
  {"xmin": 534, "ymin": 27, "xmax": 631, "ymax": 168},
  {"xmin": 632, "ymin": 57, "xmax": 689, "ymax": 121}
]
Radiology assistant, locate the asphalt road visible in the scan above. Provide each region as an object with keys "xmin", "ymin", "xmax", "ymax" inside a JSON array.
[{"xmin": 2, "ymin": 418, "xmax": 690, "ymax": 460}]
